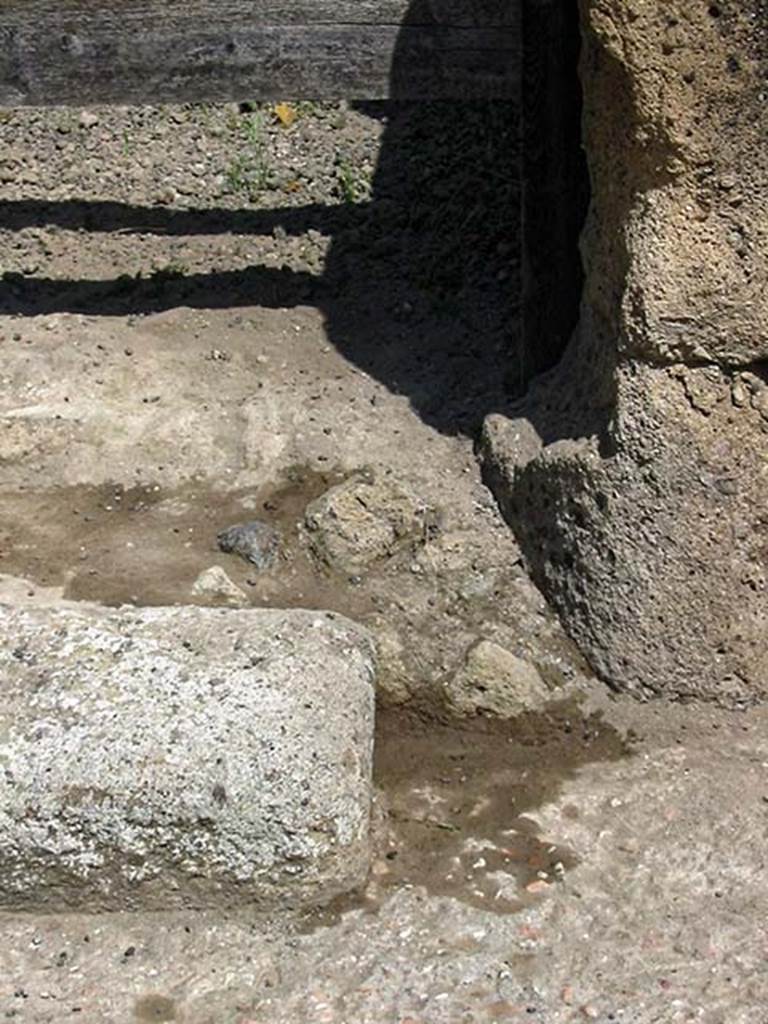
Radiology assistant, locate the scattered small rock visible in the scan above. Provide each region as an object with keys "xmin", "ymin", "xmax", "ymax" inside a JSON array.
[
  {"xmin": 217, "ymin": 521, "xmax": 280, "ymax": 570},
  {"xmin": 191, "ymin": 566, "xmax": 248, "ymax": 606},
  {"xmin": 156, "ymin": 185, "xmax": 178, "ymax": 205},
  {"xmin": 731, "ymin": 377, "xmax": 748, "ymax": 407},
  {"xmin": 738, "ymin": 371, "xmax": 768, "ymax": 420},
  {"xmin": 750, "ymin": 386, "xmax": 768, "ymax": 420},
  {"xmin": 525, "ymin": 879, "xmax": 551, "ymax": 895},
  {"xmin": 370, "ymin": 624, "xmax": 413, "ymax": 706},
  {"xmin": 78, "ymin": 110, "xmax": 99, "ymax": 130}
]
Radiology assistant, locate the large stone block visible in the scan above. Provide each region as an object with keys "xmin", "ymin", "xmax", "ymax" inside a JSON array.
[
  {"xmin": 483, "ymin": 320, "xmax": 768, "ymax": 705},
  {"xmin": 0, "ymin": 605, "xmax": 376, "ymax": 911}
]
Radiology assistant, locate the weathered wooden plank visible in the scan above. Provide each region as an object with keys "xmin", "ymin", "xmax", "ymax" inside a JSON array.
[{"xmin": 0, "ymin": 1, "xmax": 520, "ymax": 106}]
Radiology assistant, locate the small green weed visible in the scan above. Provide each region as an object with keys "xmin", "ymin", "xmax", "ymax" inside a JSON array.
[
  {"xmin": 335, "ymin": 157, "xmax": 368, "ymax": 203},
  {"xmin": 225, "ymin": 110, "xmax": 271, "ymax": 200}
]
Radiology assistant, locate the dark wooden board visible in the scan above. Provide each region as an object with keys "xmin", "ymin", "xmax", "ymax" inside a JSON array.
[{"xmin": 0, "ymin": 1, "xmax": 520, "ymax": 105}]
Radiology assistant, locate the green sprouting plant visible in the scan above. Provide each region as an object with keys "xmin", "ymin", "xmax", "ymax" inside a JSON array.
[
  {"xmin": 150, "ymin": 259, "xmax": 189, "ymax": 282},
  {"xmin": 335, "ymin": 158, "xmax": 368, "ymax": 204},
  {"xmin": 295, "ymin": 100, "xmax": 323, "ymax": 120},
  {"xmin": 225, "ymin": 110, "xmax": 271, "ymax": 200},
  {"xmin": 243, "ymin": 109, "xmax": 266, "ymax": 147}
]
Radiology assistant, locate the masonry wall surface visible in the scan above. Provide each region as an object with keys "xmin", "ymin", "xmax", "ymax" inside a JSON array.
[{"xmin": 484, "ymin": 0, "xmax": 768, "ymax": 703}]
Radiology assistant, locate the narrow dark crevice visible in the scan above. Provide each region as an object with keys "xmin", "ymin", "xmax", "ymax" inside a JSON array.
[{"xmin": 519, "ymin": 0, "xmax": 590, "ymax": 386}]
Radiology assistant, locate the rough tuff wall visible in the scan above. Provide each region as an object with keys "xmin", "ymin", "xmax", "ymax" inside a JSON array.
[
  {"xmin": 484, "ymin": 0, "xmax": 768, "ymax": 703},
  {"xmin": 584, "ymin": 0, "xmax": 768, "ymax": 365}
]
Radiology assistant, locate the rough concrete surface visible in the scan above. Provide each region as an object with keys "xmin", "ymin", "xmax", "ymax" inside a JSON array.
[
  {"xmin": 484, "ymin": 0, "xmax": 768, "ymax": 702},
  {"xmin": 0, "ymin": 604, "xmax": 376, "ymax": 911}
]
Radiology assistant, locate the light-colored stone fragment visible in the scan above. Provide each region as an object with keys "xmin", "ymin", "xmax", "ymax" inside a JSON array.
[
  {"xmin": 305, "ymin": 473, "xmax": 429, "ymax": 575},
  {"xmin": 371, "ymin": 624, "xmax": 413, "ymax": 707},
  {"xmin": 444, "ymin": 640, "xmax": 551, "ymax": 718},
  {"xmin": 0, "ymin": 604, "xmax": 376, "ymax": 912},
  {"xmin": 191, "ymin": 565, "xmax": 248, "ymax": 605},
  {"xmin": 0, "ymin": 574, "xmax": 68, "ymax": 607}
]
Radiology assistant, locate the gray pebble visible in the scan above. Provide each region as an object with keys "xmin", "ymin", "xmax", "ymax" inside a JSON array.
[{"xmin": 217, "ymin": 520, "xmax": 280, "ymax": 569}]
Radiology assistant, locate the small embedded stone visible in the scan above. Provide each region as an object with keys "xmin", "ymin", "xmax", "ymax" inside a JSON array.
[
  {"xmin": 304, "ymin": 473, "xmax": 429, "ymax": 575},
  {"xmin": 444, "ymin": 640, "xmax": 551, "ymax": 719},
  {"xmin": 78, "ymin": 110, "xmax": 99, "ymax": 129},
  {"xmin": 191, "ymin": 565, "xmax": 247, "ymax": 605},
  {"xmin": 217, "ymin": 520, "xmax": 280, "ymax": 569}
]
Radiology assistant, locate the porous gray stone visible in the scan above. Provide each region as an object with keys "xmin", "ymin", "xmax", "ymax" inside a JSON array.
[
  {"xmin": 0, "ymin": 604, "xmax": 376, "ymax": 912},
  {"xmin": 482, "ymin": 332, "xmax": 768, "ymax": 705}
]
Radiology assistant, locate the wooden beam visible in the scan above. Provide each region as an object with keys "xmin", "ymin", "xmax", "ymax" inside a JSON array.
[{"xmin": 0, "ymin": 1, "xmax": 520, "ymax": 106}]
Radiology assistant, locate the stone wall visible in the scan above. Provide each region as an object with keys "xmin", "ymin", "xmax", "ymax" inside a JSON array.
[{"xmin": 484, "ymin": 0, "xmax": 768, "ymax": 703}]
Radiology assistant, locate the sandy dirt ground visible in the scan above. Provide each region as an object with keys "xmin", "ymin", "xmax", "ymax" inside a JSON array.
[{"xmin": 0, "ymin": 101, "xmax": 766, "ymax": 1023}]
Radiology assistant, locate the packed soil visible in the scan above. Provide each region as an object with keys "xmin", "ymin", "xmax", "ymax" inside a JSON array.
[{"xmin": 0, "ymin": 100, "xmax": 766, "ymax": 1023}]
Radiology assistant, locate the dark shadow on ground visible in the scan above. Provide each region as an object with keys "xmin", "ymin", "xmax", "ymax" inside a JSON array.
[{"xmin": 0, "ymin": 197, "xmax": 363, "ymax": 237}]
